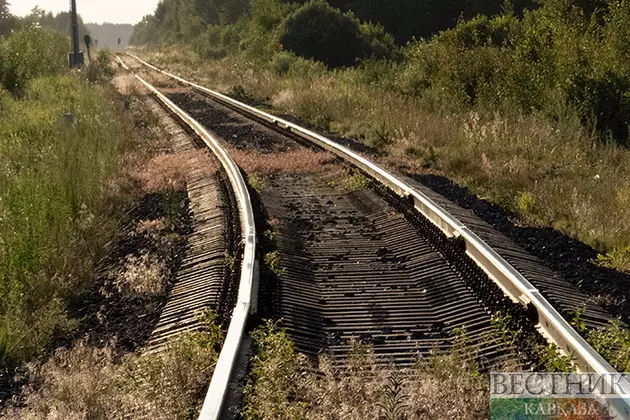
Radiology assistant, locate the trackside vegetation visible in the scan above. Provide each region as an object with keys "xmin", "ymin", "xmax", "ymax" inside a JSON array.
[
  {"xmin": 0, "ymin": 18, "xmax": 226, "ymax": 417},
  {"xmin": 243, "ymin": 322, "xmax": 496, "ymax": 419},
  {"xmin": 132, "ymin": 0, "xmax": 630, "ymax": 269},
  {"xmin": 0, "ymin": 27, "xmax": 128, "ymax": 365}
]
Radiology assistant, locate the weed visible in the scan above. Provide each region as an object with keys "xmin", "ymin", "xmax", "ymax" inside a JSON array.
[
  {"xmin": 230, "ymin": 148, "xmax": 335, "ymax": 176},
  {"xmin": 569, "ymin": 306, "xmax": 587, "ymax": 334},
  {"xmin": 247, "ymin": 174, "xmax": 264, "ymax": 192},
  {"xmin": 85, "ymin": 50, "xmax": 115, "ymax": 83},
  {"xmin": 377, "ymin": 372, "xmax": 409, "ymax": 420},
  {"xmin": 514, "ymin": 191, "xmax": 535, "ymax": 215},
  {"xmin": 0, "ymin": 73, "xmax": 132, "ymax": 364},
  {"xmin": 597, "ymin": 245, "xmax": 630, "ymax": 273},
  {"xmin": 371, "ymin": 122, "xmax": 394, "ymax": 149},
  {"xmin": 114, "ymin": 251, "xmax": 168, "ymax": 298},
  {"xmin": 537, "ymin": 344, "xmax": 575, "ymax": 372},
  {"xmin": 0, "ymin": 328, "xmax": 7, "ymax": 365},
  {"xmin": 264, "ymin": 251, "xmax": 284, "ymax": 276},
  {"xmin": 491, "ymin": 311, "xmax": 576, "ymax": 372},
  {"xmin": 242, "ymin": 320, "xmax": 311, "ymax": 419},
  {"xmin": 229, "ymin": 85, "xmax": 250, "ymax": 101},
  {"xmin": 4, "ymin": 315, "xmax": 223, "ymax": 419},
  {"xmin": 344, "ymin": 170, "xmax": 370, "ymax": 191},
  {"xmin": 225, "ymin": 251, "xmax": 237, "ymax": 271},
  {"xmin": 263, "ymin": 229, "xmax": 277, "ymax": 243},
  {"xmin": 586, "ymin": 319, "xmax": 630, "ymax": 373},
  {"xmin": 422, "ymin": 146, "xmax": 439, "ymax": 168}
]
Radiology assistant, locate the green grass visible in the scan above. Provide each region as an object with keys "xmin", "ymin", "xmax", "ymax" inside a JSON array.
[{"xmin": 0, "ymin": 74, "xmax": 132, "ymax": 364}]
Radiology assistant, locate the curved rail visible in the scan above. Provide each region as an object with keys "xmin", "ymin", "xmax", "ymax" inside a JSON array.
[
  {"xmin": 122, "ymin": 54, "xmax": 630, "ymax": 417},
  {"xmin": 117, "ymin": 57, "xmax": 257, "ymax": 420}
]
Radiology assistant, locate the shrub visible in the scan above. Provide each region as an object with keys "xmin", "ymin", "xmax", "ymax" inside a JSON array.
[
  {"xmin": 587, "ymin": 319, "xmax": 630, "ymax": 372},
  {"xmin": 85, "ymin": 49, "xmax": 115, "ymax": 83},
  {"xmin": 568, "ymin": 71, "xmax": 630, "ymax": 146},
  {"xmin": 440, "ymin": 13, "xmax": 520, "ymax": 48},
  {"xmin": 0, "ymin": 26, "xmax": 69, "ymax": 95},
  {"xmin": 396, "ymin": 1, "xmax": 630, "ymax": 146},
  {"xmin": 192, "ymin": 23, "xmax": 244, "ymax": 59},
  {"xmin": 193, "ymin": 25, "xmax": 229, "ymax": 59},
  {"xmin": 279, "ymin": 0, "xmax": 397, "ymax": 68},
  {"xmin": 243, "ymin": 322, "xmax": 493, "ymax": 419},
  {"xmin": 271, "ymin": 50, "xmax": 297, "ymax": 75}
]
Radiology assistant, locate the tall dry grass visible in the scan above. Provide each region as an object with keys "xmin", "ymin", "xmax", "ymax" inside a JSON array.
[{"xmin": 3, "ymin": 320, "xmax": 222, "ymax": 420}]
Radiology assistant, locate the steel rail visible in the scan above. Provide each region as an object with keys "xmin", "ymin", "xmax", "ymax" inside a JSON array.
[
  {"xmin": 123, "ymin": 54, "xmax": 630, "ymax": 417},
  {"xmin": 116, "ymin": 56, "xmax": 258, "ymax": 420}
]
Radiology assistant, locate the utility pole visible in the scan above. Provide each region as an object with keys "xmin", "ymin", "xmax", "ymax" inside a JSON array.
[{"xmin": 68, "ymin": 0, "xmax": 83, "ymax": 68}]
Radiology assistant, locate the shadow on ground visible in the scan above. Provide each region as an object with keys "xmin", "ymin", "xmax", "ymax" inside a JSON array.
[{"xmin": 411, "ymin": 173, "xmax": 630, "ymax": 323}]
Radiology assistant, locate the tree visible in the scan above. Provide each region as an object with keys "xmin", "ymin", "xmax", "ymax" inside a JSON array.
[
  {"xmin": 280, "ymin": 0, "xmax": 397, "ymax": 67},
  {"xmin": 0, "ymin": 0, "xmax": 17, "ymax": 36},
  {"xmin": 155, "ymin": 0, "xmax": 181, "ymax": 42},
  {"xmin": 130, "ymin": 15, "xmax": 159, "ymax": 45},
  {"xmin": 178, "ymin": 0, "xmax": 218, "ymax": 39},
  {"xmin": 0, "ymin": 0, "xmax": 9, "ymax": 18}
]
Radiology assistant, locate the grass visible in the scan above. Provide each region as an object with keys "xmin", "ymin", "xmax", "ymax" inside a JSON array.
[
  {"xmin": 3, "ymin": 314, "xmax": 223, "ymax": 419},
  {"xmin": 571, "ymin": 309, "xmax": 630, "ymax": 373},
  {"xmin": 264, "ymin": 251, "xmax": 284, "ymax": 276},
  {"xmin": 0, "ymin": 74, "xmax": 134, "ymax": 364},
  {"xmin": 317, "ymin": 168, "xmax": 371, "ymax": 192},
  {"xmin": 114, "ymin": 251, "xmax": 168, "ymax": 298},
  {"xmin": 135, "ymin": 45, "xmax": 630, "ymax": 272},
  {"xmin": 243, "ymin": 321, "xmax": 498, "ymax": 419}
]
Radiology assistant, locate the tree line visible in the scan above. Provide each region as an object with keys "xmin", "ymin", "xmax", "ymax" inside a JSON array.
[
  {"xmin": 0, "ymin": 3, "xmax": 90, "ymax": 40},
  {"xmin": 132, "ymin": 0, "xmax": 629, "ymax": 145}
]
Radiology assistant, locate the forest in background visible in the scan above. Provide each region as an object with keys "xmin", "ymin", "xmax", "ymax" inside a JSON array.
[
  {"xmin": 132, "ymin": 0, "xmax": 629, "ymax": 145},
  {"xmin": 0, "ymin": 3, "xmax": 133, "ymax": 50}
]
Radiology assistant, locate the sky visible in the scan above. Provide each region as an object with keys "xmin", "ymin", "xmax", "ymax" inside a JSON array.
[{"xmin": 9, "ymin": 0, "xmax": 160, "ymax": 24}]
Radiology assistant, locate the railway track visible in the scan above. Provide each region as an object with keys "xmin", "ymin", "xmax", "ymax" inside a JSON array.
[{"xmin": 116, "ymin": 54, "xmax": 630, "ymax": 419}]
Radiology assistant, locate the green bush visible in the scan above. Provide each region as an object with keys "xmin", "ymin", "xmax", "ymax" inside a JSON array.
[
  {"xmin": 272, "ymin": 50, "xmax": 297, "ymax": 75},
  {"xmin": 192, "ymin": 23, "xmax": 244, "ymax": 59},
  {"xmin": 440, "ymin": 14, "xmax": 519, "ymax": 48},
  {"xmin": 396, "ymin": 1, "xmax": 630, "ymax": 145},
  {"xmin": 85, "ymin": 49, "xmax": 115, "ymax": 83},
  {"xmin": 279, "ymin": 0, "xmax": 398, "ymax": 68},
  {"xmin": 568, "ymin": 72, "xmax": 630, "ymax": 145},
  {"xmin": 0, "ymin": 26, "xmax": 69, "ymax": 95}
]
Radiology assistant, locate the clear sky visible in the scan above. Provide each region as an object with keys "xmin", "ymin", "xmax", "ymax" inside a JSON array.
[{"xmin": 9, "ymin": 0, "xmax": 160, "ymax": 24}]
